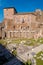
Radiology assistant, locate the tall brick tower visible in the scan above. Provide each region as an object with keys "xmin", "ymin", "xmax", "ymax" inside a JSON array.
[{"xmin": 4, "ymin": 7, "xmax": 17, "ymax": 19}]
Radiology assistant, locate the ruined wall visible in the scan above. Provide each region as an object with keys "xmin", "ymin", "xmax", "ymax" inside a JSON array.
[
  {"xmin": 4, "ymin": 8, "xmax": 16, "ymax": 19},
  {"xmin": 2, "ymin": 8, "xmax": 43, "ymax": 39}
]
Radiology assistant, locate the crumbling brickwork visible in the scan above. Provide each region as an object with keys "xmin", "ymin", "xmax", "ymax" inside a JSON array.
[{"xmin": 0, "ymin": 7, "xmax": 43, "ymax": 39}]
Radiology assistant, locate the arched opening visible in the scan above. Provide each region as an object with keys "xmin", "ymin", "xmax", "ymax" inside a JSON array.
[
  {"xmin": 5, "ymin": 32, "xmax": 7, "ymax": 38},
  {"xmin": 0, "ymin": 37, "xmax": 2, "ymax": 39}
]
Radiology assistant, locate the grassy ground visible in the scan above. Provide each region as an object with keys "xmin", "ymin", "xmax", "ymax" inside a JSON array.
[
  {"xmin": 34, "ymin": 51, "xmax": 43, "ymax": 65},
  {"xmin": 24, "ymin": 38, "xmax": 43, "ymax": 46},
  {"xmin": 11, "ymin": 38, "xmax": 29, "ymax": 44},
  {"xmin": 36, "ymin": 38, "xmax": 43, "ymax": 44},
  {"xmin": 0, "ymin": 38, "xmax": 43, "ymax": 46},
  {"xmin": 0, "ymin": 39, "xmax": 7, "ymax": 44}
]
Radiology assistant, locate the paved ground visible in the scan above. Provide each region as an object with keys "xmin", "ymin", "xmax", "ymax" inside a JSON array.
[
  {"xmin": 0, "ymin": 44, "xmax": 22, "ymax": 65},
  {"xmin": 1, "ymin": 42, "xmax": 43, "ymax": 64},
  {"xmin": 17, "ymin": 44, "xmax": 43, "ymax": 61}
]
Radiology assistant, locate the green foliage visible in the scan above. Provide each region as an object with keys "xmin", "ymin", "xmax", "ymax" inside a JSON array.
[
  {"xmin": 24, "ymin": 38, "xmax": 43, "ymax": 46},
  {"xmin": 24, "ymin": 38, "xmax": 36, "ymax": 46},
  {"xmin": 12, "ymin": 38, "xmax": 29, "ymax": 44},
  {"xmin": 37, "ymin": 51, "xmax": 43, "ymax": 57},
  {"xmin": 34, "ymin": 51, "xmax": 43, "ymax": 65},
  {"xmin": 36, "ymin": 38, "xmax": 43, "ymax": 44},
  {"xmin": 24, "ymin": 60, "xmax": 31, "ymax": 65},
  {"xmin": 0, "ymin": 40, "xmax": 7, "ymax": 44},
  {"xmin": 12, "ymin": 50, "xmax": 17, "ymax": 56}
]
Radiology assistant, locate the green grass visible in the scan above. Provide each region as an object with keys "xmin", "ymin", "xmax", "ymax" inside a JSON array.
[
  {"xmin": 36, "ymin": 59, "xmax": 43, "ymax": 65},
  {"xmin": 0, "ymin": 38, "xmax": 43, "ymax": 46},
  {"xmin": 24, "ymin": 38, "xmax": 37, "ymax": 46},
  {"xmin": 25, "ymin": 60, "xmax": 31, "ymax": 65},
  {"xmin": 24, "ymin": 38, "xmax": 43, "ymax": 46},
  {"xmin": 36, "ymin": 38, "xmax": 43, "ymax": 44},
  {"xmin": 11, "ymin": 38, "xmax": 29, "ymax": 44},
  {"xmin": 37, "ymin": 51, "xmax": 43, "ymax": 56},
  {"xmin": 34, "ymin": 51, "xmax": 43, "ymax": 65},
  {"xmin": 0, "ymin": 40, "xmax": 7, "ymax": 44},
  {"xmin": 12, "ymin": 50, "xmax": 17, "ymax": 56}
]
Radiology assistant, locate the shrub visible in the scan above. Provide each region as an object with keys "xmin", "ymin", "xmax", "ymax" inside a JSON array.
[{"xmin": 12, "ymin": 50, "xmax": 17, "ymax": 56}]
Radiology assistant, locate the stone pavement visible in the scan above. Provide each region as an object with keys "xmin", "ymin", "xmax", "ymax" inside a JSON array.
[{"xmin": 17, "ymin": 44, "xmax": 43, "ymax": 61}]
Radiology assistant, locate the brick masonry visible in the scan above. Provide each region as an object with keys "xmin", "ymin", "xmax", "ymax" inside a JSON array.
[{"xmin": 0, "ymin": 7, "xmax": 43, "ymax": 39}]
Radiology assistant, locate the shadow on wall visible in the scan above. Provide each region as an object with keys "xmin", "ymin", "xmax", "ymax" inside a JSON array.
[{"xmin": 0, "ymin": 43, "xmax": 24, "ymax": 65}]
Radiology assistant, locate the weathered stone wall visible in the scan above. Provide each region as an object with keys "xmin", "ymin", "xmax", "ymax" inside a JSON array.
[
  {"xmin": 4, "ymin": 8, "xmax": 16, "ymax": 19},
  {"xmin": 1, "ymin": 8, "xmax": 43, "ymax": 39}
]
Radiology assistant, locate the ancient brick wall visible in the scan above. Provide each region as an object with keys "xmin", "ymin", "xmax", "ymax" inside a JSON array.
[
  {"xmin": 4, "ymin": 8, "xmax": 16, "ymax": 19},
  {"xmin": 1, "ymin": 8, "xmax": 43, "ymax": 39}
]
